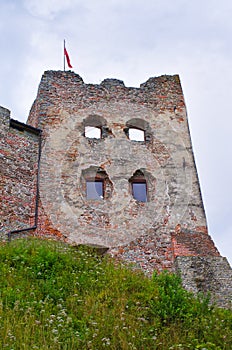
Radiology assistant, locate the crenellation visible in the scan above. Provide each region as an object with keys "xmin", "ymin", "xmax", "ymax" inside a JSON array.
[{"xmin": 100, "ymin": 78, "xmax": 125, "ymax": 88}]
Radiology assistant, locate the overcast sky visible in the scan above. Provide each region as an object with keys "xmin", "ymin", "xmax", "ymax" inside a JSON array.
[{"xmin": 0, "ymin": 0, "xmax": 231, "ymax": 265}]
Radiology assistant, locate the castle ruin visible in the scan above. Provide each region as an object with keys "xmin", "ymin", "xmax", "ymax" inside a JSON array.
[{"xmin": 0, "ymin": 70, "xmax": 231, "ymax": 307}]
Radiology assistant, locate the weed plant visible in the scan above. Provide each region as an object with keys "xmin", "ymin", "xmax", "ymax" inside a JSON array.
[{"xmin": 0, "ymin": 238, "xmax": 231, "ymax": 349}]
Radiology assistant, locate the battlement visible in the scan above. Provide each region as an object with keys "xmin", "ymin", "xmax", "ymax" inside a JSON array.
[{"xmin": 28, "ymin": 71, "xmax": 185, "ymax": 129}]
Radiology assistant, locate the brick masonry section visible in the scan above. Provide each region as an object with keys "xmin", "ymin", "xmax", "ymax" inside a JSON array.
[
  {"xmin": 0, "ymin": 71, "xmax": 231, "ymax": 307},
  {"xmin": 171, "ymin": 230, "xmax": 220, "ymax": 257}
]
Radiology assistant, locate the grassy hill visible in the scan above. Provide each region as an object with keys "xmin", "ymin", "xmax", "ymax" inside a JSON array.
[{"xmin": 0, "ymin": 238, "xmax": 231, "ymax": 350}]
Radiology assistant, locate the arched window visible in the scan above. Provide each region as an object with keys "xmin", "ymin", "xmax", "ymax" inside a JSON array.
[
  {"xmin": 81, "ymin": 166, "xmax": 113, "ymax": 200},
  {"xmin": 124, "ymin": 118, "xmax": 152, "ymax": 143},
  {"xmin": 129, "ymin": 170, "xmax": 148, "ymax": 202},
  {"xmin": 83, "ymin": 115, "xmax": 110, "ymax": 139}
]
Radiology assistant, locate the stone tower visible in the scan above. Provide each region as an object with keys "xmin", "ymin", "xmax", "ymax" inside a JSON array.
[{"xmin": 0, "ymin": 71, "xmax": 231, "ymax": 307}]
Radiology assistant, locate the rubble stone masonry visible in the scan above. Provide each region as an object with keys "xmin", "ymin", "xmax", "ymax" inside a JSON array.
[
  {"xmin": 0, "ymin": 71, "xmax": 231, "ymax": 307},
  {"xmin": 0, "ymin": 107, "xmax": 40, "ymax": 238}
]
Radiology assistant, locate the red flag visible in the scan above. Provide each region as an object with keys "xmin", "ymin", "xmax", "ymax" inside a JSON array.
[{"xmin": 64, "ymin": 47, "xmax": 73, "ymax": 68}]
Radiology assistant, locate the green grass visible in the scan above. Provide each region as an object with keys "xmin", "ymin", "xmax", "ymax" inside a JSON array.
[{"xmin": 0, "ymin": 238, "xmax": 231, "ymax": 350}]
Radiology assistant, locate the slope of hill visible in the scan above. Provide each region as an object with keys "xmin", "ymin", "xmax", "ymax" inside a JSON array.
[{"xmin": 0, "ymin": 239, "xmax": 231, "ymax": 349}]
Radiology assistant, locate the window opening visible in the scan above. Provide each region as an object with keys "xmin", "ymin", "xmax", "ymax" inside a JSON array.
[
  {"xmin": 86, "ymin": 180, "xmax": 104, "ymax": 200},
  {"xmin": 128, "ymin": 128, "xmax": 145, "ymax": 141},
  {"xmin": 131, "ymin": 180, "xmax": 147, "ymax": 202},
  {"xmin": 82, "ymin": 166, "xmax": 113, "ymax": 201},
  {"xmin": 85, "ymin": 126, "xmax": 101, "ymax": 139}
]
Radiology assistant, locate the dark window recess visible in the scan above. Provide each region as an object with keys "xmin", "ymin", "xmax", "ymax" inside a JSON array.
[
  {"xmin": 86, "ymin": 180, "xmax": 104, "ymax": 200},
  {"xmin": 132, "ymin": 181, "xmax": 147, "ymax": 202}
]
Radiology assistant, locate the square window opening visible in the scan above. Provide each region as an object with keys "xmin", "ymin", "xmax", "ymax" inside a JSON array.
[
  {"xmin": 132, "ymin": 181, "xmax": 147, "ymax": 202},
  {"xmin": 85, "ymin": 126, "xmax": 101, "ymax": 139},
  {"xmin": 128, "ymin": 128, "xmax": 145, "ymax": 141},
  {"xmin": 86, "ymin": 180, "xmax": 104, "ymax": 200}
]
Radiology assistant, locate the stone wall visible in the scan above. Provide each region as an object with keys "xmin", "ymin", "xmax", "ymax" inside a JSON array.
[
  {"xmin": 175, "ymin": 256, "xmax": 232, "ymax": 308},
  {"xmin": 0, "ymin": 107, "xmax": 40, "ymax": 239},
  {"xmin": 27, "ymin": 71, "xmax": 216, "ymax": 267}
]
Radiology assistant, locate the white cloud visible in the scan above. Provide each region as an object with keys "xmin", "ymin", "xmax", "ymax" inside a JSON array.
[{"xmin": 22, "ymin": 0, "xmax": 79, "ymax": 19}]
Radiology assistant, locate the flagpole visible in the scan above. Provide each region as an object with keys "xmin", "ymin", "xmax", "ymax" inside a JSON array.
[{"xmin": 64, "ymin": 39, "xmax": 66, "ymax": 71}]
